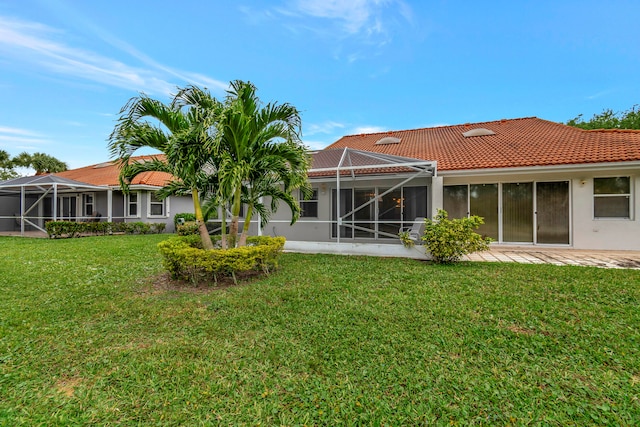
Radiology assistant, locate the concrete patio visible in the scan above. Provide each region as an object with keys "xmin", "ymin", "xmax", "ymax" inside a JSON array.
[{"xmin": 463, "ymin": 245, "xmax": 640, "ymax": 269}]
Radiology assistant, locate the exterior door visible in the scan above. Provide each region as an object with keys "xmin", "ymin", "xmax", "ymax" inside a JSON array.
[
  {"xmin": 502, "ymin": 182, "xmax": 534, "ymax": 243},
  {"xmin": 58, "ymin": 196, "xmax": 77, "ymax": 220},
  {"xmin": 536, "ymin": 181, "xmax": 570, "ymax": 244}
]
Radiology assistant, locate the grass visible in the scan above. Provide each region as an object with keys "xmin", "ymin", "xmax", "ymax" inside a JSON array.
[{"xmin": 0, "ymin": 235, "xmax": 639, "ymax": 425}]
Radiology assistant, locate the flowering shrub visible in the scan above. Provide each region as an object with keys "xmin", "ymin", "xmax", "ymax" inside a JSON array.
[
  {"xmin": 157, "ymin": 235, "xmax": 286, "ymax": 285},
  {"xmin": 422, "ymin": 209, "xmax": 491, "ymax": 263}
]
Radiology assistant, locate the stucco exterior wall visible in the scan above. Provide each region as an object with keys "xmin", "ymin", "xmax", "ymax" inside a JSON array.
[{"xmin": 441, "ymin": 166, "xmax": 640, "ymax": 251}]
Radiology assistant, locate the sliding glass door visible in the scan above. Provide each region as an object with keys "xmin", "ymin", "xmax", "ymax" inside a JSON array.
[
  {"xmin": 536, "ymin": 181, "xmax": 569, "ymax": 244},
  {"xmin": 470, "ymin": 184, "xmax": 498, "ymax": 240},
  {"xmin": 445, "ymin": 181, "xmax": 570, "ymax": 245},
  {"xmin": 502, "ymin": 182, "xmax": 533, "ymax": 243}
]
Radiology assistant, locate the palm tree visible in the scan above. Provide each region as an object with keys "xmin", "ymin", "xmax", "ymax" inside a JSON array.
[
  {"xmin": 13, "ymin": 152, "xmax": 68, "ymax": 175},
  {"xmin": 211, "ymin": 80, "xmax": 311, "ymax": 248},
  {"xmin": 108, "ymin": 87, "xmax": 221, "ymax": 250}
]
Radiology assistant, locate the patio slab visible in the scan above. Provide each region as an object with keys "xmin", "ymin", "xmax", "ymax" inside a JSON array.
[{"xmin": 463, "ymin": 246, "xmax": 640, "ymax": 270}]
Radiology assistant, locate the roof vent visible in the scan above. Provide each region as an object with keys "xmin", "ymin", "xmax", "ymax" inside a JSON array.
[
  {"xmin": 462, "ymin": 128, "xmax": 496, "ymax": 138},
  {"xmin": 375, "ymin": 136, "xmax": 401, "ymax": 145}
]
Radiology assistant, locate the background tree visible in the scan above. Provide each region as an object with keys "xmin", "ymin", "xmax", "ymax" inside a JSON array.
[
  {"xmin": 566, "ymin": 105, "xmax": 640, "ymax": 130},
  {"xmin": 12, "ymin": 152, "xmax": 68, "ymax": 175},
  {"xmin": 211, "ymin": 80, "xmax": 311, "ymax": 248},
  {"xmin": 108, "ymin": 87, "xmax": 222, "ymax": 250},
  {"xmin": 0, "ymin": 150, "xmax": 19, "ymax": 180}
]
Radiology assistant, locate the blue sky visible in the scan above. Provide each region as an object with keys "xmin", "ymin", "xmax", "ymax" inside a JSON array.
[{"xmin": 1, "ymin": 0, "xmax": 639, "ymax": 169}]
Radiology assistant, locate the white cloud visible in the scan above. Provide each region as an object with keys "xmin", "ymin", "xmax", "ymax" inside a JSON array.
[
  {"xmin": 351, "ymin": 125, "xmax": 386, "ymax": 134},
  {"xmin": 304, "ymin": 121, "xmax": 346, "ymax": 136},
  {"xmin": 0, "ymin": 16, "xmax": 227, "ymax": 96},
  {"xmin": 0, "ymin": 126, "xmax": 51, "ymax": 147},
  {"xmin": 289, "ymin": 0, "xmax": 377, "ymax": 34},
  {"xmin": 302, "ymin": 139, "xmax": 333, "ymax": 150},
  {"xmin": 0, "ymin": 126, "xmax": 53, "ymax": 154},
  {"xmin": 278, "ymin": 0, "xmax": 412, "ymax": 45},
  {"xmin": 585, "ymin": 90, "xmax": 612, "ymax": 100},
  {"xmin": 0, "ymin": 126, "xmax": 43, "ymax": 136}
]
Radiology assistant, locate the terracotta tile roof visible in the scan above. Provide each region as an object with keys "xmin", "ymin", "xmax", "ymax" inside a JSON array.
[
  {"xmin": 54, "ymin": 155, "xmax": 173, "ymax": 187},
  {"xmin": 326, "ymin": 117, "xmax": 640, "ymax": 171}
]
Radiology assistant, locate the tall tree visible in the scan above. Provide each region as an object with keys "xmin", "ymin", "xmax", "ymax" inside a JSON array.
[
  {"xmin": 566, "ymin": 105, "xmax": 640, "ymax": 130},
  {"xmin": 0, "ymin": 150, "xmax": 19, "ymax": 181},
  {"xmin": 12, "ymin": 152, "xmax": 68, "ymax": 174},
  {"xmin": 210, "ymin": 80, "xmax": 311, "ymax": 248},
  {"xmin": 108, "ymin": 87, "xmax": 221, "ymax": 250}
]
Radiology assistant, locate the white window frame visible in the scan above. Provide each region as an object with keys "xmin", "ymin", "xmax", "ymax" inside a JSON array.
[
  {"xmin": 593, "ymin": 176, "xmax": 632, "ymax": 220},
  {"xmin": 148, "ymin": 192, "xmax": 170, "ymax": 218},
  {"xmin": 299, "ymin": 188, "xmax": 319, "ymax": 218},
  {"xmin": 125, "ymin": 192, "xmax": 141, "ymax": 218},
  {"xmin": 82, "ymin": 193, "xmax": 95, "ymax": 217}
]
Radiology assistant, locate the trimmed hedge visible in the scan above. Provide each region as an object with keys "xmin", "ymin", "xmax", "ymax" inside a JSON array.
[
  {"xmin": 157, "ymin": 235, "xmax": 286, "ymax": 285},
  {"xmin": 46, "ymin": 221, "xmax": 166, "ymax": 239}
]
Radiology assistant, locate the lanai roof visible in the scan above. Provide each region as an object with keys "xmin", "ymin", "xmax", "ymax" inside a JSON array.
[
  {"xmin": 309, "ymin": 147, "xmax": 436, "ymax": 178},
  {"xmin": 0, "ymin": 174, "xmax": 107, "ymax": 193},
  {"xmin": 327, "ymin": 117, "xmax": 640, "ymax": 171}
]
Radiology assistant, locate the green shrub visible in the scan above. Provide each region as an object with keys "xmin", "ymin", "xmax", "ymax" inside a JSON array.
[
  {"xmin": 421, "ymin": 209, "xmax": 492, "ymax": 263},
  {"xmin": 157, "ymin": 235, "xmax": 286, "ymax": 285},
  {"xmin": 176, "ymin": 221, "xmax": 199, "ymax": 236},
  {"xmin": 174, "ymin": 212, "xmax": 196, "ymax": 227},
  {"xmin": 46, "ymin": 221, "xmax": 166, "ymax": 238}
]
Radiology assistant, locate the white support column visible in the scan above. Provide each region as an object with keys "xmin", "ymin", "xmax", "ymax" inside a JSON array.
[
  {"xmin": 20, "ymin": 186, "xmax": 25, "ymax": 235},
  {"xmin": 53, "ymin": 184, "xmax": 58, "ymax": 221},
  {"xmin": 107, "ymin": 189, "xmax": 113, "ymax": 222},
  {"xmin": 431, "ymin": 175, "xmax": 444, "ymax": 218},
  {"xmin": 336, "ymin": 168, "xmax": 341, "ymax": 244}
]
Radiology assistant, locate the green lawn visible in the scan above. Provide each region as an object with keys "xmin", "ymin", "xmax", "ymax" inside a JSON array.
[{"xmin": 0, "ymin": 235, "xmax": 639, "ymax": 425}]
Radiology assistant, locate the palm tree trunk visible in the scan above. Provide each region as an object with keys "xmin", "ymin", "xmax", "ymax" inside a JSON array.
[
  {"xmin": 192, "ymin": 189, "xmax": 214, "ymax": 250},
  {"xmin": 220, "ymin": 207, "xmax": 227, "ymax": 250},
  {"xmin": 238, "ymin": 204, "xmax": 253, "ymax": 247},
  {"xmin": 228, "ymin": 186, "xmax": 242, "ymax": 248}
]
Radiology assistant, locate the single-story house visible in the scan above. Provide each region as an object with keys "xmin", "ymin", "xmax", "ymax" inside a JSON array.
[
  {"xmin": 1, "ymin": 117, "xmax": 639, "ymax": 252},
  {"xmin": 267, "ymin": 117, "xmax": 640, "ymax": 252},
  {"xmin": 0, "ymin": 156, "xmax": 192, "ymax": 234}
]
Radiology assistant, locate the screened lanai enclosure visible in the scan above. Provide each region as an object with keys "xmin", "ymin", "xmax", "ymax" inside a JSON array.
[
  {"xmin": 0, "ymin": 175, "xmax": 113, "ymax": 235},
  {"xmin": 251, "ymin": 148, "xmax": 439, "ymax": 253}
]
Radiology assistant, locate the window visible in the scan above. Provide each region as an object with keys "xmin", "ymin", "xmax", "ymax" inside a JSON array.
[
  {"xmin": 126, "ymin": 192, "xmax": 140, "ymax": 218},
  {"xmin": 300, "ymin": 188, "xmax": 318, "ymax": 218},
  {"xmin": 444, "ymin": 185, "xmax": 468, "ymax": 219},
  {"xmin": 82, "ymin": 193, "xmax": 94, "ymax": 216},
  {"xmin": 149, "ymin": 192, "xmax": 168, "ymax": 217},
  {"xmin": 594, "ymin": 177, "xmax": 631, "ymax": 219}
]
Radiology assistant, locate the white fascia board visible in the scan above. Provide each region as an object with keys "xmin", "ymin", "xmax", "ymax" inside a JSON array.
[
  {"xmin": 439, "ymin": 161, "xmax": 640, "ymax": 177},
  {"xmin": 111, "ymin": 184, "xmax": 164, "ymax": 191}
]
